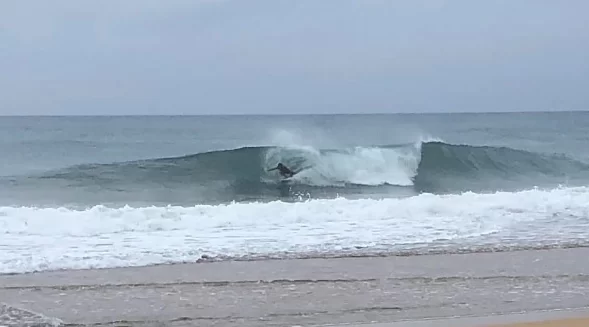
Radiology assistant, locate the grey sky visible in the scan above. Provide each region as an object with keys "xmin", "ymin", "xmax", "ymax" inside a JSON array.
[{"xmin": 1, "ymin": 0, "xmax": 588, "ymax": 115}]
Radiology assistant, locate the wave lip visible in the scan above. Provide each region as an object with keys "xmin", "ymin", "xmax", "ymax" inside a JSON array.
[{"xmin": 3, "ymin": 186, "xmax": 589, "ymax": 274}]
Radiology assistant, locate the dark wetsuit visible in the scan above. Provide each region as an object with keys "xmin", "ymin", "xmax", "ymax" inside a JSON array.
[{"xmin": 268, "ymin": 163, "xmax": 295, "ymax": 178}]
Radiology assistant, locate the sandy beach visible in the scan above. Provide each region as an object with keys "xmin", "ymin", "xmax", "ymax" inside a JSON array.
[
  {"xmin": 1, "ymin": 247, "xmax": 588, "ymax": 326},
  {"xmin": 492, "ymin": 318, "xmax": 589, "ymax": 326}
]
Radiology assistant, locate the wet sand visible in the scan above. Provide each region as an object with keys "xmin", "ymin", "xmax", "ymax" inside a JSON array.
[
  {"xmin": 1, "ymin": 247, "xmax": 589, "ymax": 326},
  {"xmin": 487, "ymin": 317, "xmax": 589, "ymax": 327}
]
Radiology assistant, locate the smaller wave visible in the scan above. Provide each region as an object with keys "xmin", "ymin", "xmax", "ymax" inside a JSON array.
[{"xmin": 3, "ymin": 186, "xmax": 589, "ymax": 274}]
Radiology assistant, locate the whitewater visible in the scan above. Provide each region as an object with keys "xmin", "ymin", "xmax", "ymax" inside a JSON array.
[
  {"xmin": 1, "ymin": 113, "xmax": 589, "ymax": 274},
  {"xmin": 3, "ymin": 186, "xmax": 589, "ymax": 274}
]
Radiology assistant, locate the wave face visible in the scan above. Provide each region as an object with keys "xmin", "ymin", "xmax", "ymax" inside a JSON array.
[
  {"xmin": 7, "ymin": 141, "xmax": 588, "ymax": 206},
  {"xmin": 413, "ymin": 142, "xmax": 589, "ymax": 193}
]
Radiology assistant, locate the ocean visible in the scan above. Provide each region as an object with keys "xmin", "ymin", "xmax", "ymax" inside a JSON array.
[{"xmin": 2, "ymin": 112, "xmax": 589, "ymax": 274}]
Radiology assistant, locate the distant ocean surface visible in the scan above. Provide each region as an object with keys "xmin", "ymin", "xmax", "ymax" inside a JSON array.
[{"xmin": 2, "ymin": 112, "xmax": 589, "ymax": 274}]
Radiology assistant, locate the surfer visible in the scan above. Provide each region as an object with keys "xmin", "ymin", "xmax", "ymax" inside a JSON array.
[{"xmin": 268, "ymin": 163, "xmax": 295, "ymax": 178}]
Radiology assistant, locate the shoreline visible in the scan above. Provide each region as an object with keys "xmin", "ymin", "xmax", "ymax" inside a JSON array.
[
  {"xmin": 2, "ymin": 247, "xmax": 589, "ymax": 326},
  {"xmin": 488, "ymin": 317, "xmax": 589, "ymax": 327},
  {"xmin": 4, "ymin": 244, "xmax": 589, "ymax": 277},
  {"xmin": 3, "ymin": 304, "xmax": 588, "ymax": 327}
]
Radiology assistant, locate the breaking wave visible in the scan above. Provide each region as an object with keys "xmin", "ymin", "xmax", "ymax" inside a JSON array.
[{"xmin": 6, "ymin": 140, "xmax": 589, "ymax": 205}]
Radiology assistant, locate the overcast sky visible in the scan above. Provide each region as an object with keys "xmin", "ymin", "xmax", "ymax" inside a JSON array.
[{"xmin": 1, "ymin": 0, "xmax": 588, "ymax": 115}]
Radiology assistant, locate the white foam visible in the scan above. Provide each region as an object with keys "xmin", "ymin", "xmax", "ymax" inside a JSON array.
[
  {"xmin": 262, "ymin": 129, "xmax": 440, "ymax": 187},
  {"xmin": 295, "ymin": 145, "xmax": 421, "ymax": 186},
  {"xmin": 264, "ymin": 142, "xmax": 423, "ymax": 187},
  {"xmin": 3, "ymin": 186, "xmax": 589, "ymax": 274}
]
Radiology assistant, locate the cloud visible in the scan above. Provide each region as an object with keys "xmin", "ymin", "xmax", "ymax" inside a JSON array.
[{"xmin": 0, "ymin": 0, "xmax": 588, "ymax": 115}]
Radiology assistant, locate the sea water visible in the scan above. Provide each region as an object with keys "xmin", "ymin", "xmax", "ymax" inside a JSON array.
[{"xmin": 1, "ymin": 112, "xmax": 589, "ymax": 273}]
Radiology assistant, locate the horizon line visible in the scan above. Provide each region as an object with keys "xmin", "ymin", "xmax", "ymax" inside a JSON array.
[{"xmin": 0, "ymin": 109, "xmax": 587, "ymax": 117}]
